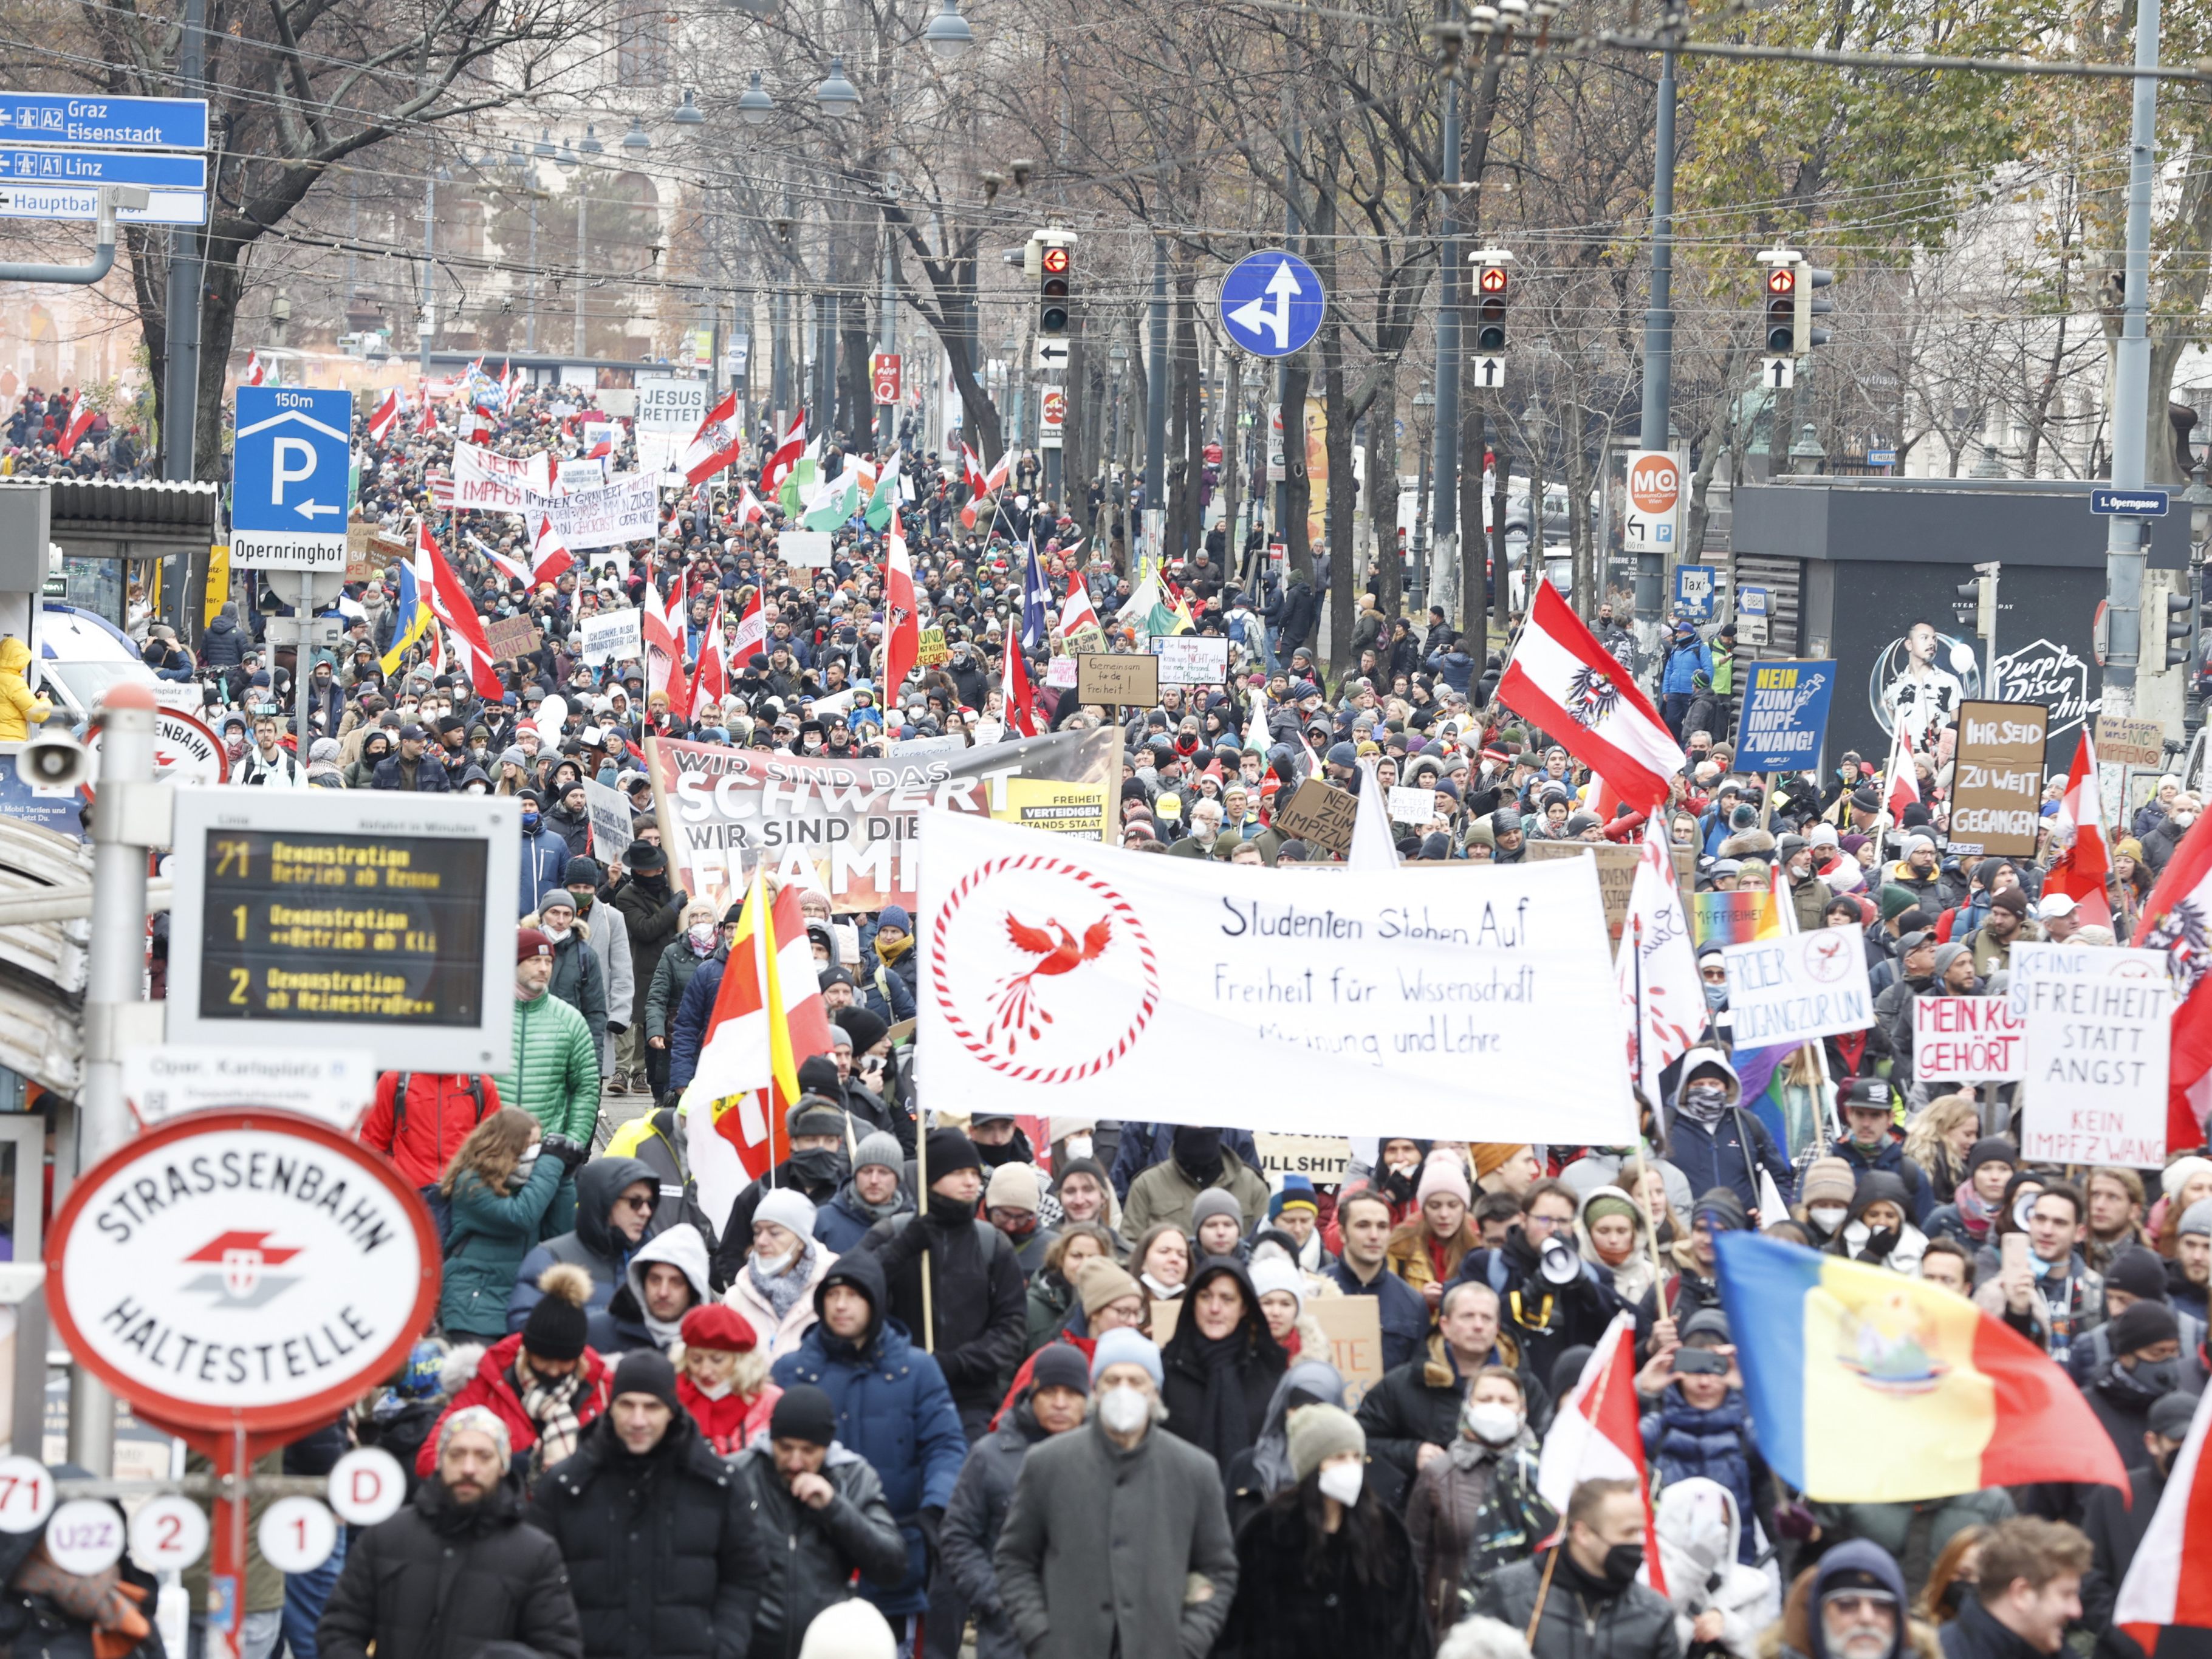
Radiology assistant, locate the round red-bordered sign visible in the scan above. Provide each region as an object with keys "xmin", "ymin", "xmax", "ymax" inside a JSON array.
[
  {"xmin": 45, "ymin": 1109, "xmax": 439, "ymax": 1434},
  {"xmin": 930, "ymin": 850, "xmax": 1160, "ymax": 1086}
]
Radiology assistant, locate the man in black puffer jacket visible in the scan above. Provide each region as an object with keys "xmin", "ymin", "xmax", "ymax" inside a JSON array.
[
  {"xmin": 530, "ymin": 1351, "xmax": 765, "ymax": 1659},
  {"xmin": 320, "ymin": 1404, "xmax": 583, "ymax": 1659},
  {"xmin": 733, "ymin": 1383, "xmax": 909, "ymax": 1659}
]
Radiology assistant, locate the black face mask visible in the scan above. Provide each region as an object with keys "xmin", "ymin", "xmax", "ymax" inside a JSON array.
[
  {"xmin": 1601, "ymin": 1542, "xmax": 1645, "ymax": 1589},
  {"xmin": 974, "ymin": 1134, "xmax": 1026, "ymax": 1169},
  {"xmin": 926, "ymin": 1189, "xmax": 976, "ymax": 1227},
  {"xmin": 1173, "ymin": 1127, "xmax": 1224, "ymax": 1186},
  {"xmin": 789, "ymin": 1147, "xmax": 849, "ymax": 1190}
]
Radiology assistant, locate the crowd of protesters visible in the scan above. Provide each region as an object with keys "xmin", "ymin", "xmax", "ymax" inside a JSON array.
[{"xmin": 0, "ymin": 374, "xmax": 2200, "ymax": 1659}]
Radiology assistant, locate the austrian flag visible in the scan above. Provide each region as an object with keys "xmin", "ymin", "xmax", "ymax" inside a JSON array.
[{"xmin": 1496, "ymin": 582, "xmax": 1686, "ymax": 810}]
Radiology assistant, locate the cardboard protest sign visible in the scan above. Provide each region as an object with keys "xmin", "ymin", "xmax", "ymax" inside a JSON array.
[
  {"xmin": 916, "ymin": 628, "xmax": 949, "ymax": 668},
  {"xmin": 2094, "ymin": 715, "xmax": 2165, "ymax": 770},
  {"xmin": 578, "ymin": 607, "xmax": 642, "ymax": 665},
  {"xmin": 1722, "ymin": 927, "xmax": 1874, "ymax": 1045},
  {"xmin": 1948, "ymin": 700, "xmax": 2048, "ymax": 857},
  {"xmin": 1252, "ymin": 1132, "xmax": 1352, "ymax": 1183},
  {"xmin": 1077, "ymin": 653, "xmax": 1159, "ymax": 705},
  {"xmin": 484, "ymin": 615, "xmax": 541, "ymax": 662},
  {"xmin": 917, "ymin": 809, "xmax": 1637, "ymax": 1145},
  {"xmin": 1912, "ymin": 996, "xmax": 2026, "ymax": 1082},
  {"xmin": 1529, "ymin": 841, "xmax": 1698, "ymax": 943},
  {"xmin": 1310, "ymin": 1297, "xmax": 1385, "ymax": 1408},
  {"xmin": 1272, "ymin": 778, "xmax": 1359, "ymax": 854},
  {"xmin": 2019, "ymin": 956, "xmax": 2177, "ymax": 1167}
]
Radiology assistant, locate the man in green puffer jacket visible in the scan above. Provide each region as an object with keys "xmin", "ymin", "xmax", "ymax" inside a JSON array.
[{"xmin": 499, "ymin": 928, "xmax": 602, "ymax": 1236}]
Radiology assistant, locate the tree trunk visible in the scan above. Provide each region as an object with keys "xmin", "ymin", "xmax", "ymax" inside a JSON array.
[
  {"xmin": 1462, "ymin": 400, "xmax": 1487, "ymax": 655},
  {"xmin": 1282, "ymin": 358, "xmax": 1313, "ymax": 582},
  {"xmin": 1371, "ymin": 361, "xmax": 1401, "ymax": 623},
  {"xmin": 1326, "ymin": 340, "xmax": 1356, "ymax": 683},
  {"xmin": 1566, "ymin": 390, "xmax": 1594, "ymax": 620},
  {"xmin": 1221, "ymin": 348, "xmax": 1244, "ymax": 588},
  {"xmin": 194, "ymin": 232, "xmax": 248, "ymax": 482}
]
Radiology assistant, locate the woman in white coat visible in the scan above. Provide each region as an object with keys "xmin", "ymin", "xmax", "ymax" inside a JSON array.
[{"xmin": 724, "ymin": 1187, "xmax": 834, "ymax": 1363}]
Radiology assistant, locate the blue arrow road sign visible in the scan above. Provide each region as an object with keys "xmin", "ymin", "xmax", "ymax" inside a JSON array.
[
  {"xmin": 2090, "ymin": 488, "xmax": 2168, "ymax": 517},
  {"xmin": 0, "ymin": 94, "xmax": 207, "ymax": 150},
  {"xmin": 1219, "ymin": 250, "xmax": 1324, "ymax": 360},
  {"xmin": 0, "ymin": 147, "xmax": 204, "ymax": 188},
  {"xmin": 232, "ymin": 388, "xmax": 354, "ymax": 570}
]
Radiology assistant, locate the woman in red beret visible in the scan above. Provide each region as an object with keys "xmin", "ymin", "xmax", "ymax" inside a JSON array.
[{"xmin": 675, "ymin": 1302, "xmax": 782, "ymax": 1454}]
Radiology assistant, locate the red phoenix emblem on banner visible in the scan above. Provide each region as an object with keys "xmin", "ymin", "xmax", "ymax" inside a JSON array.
[{"xmin": 934, "ymin": 853, "xmax": 1159, "ymax": 1084}]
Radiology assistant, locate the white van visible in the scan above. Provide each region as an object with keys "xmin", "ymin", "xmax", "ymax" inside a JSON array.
[{"xmin": 36, "ymin": 603, "xmax": 205, "ymax": 721}]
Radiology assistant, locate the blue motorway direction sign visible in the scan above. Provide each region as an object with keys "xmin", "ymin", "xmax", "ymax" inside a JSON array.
[
  {"xmin": 0, "ymin": 94, "xmax": 208, "ymax": 150},
  {"xmin": 2090, "ymin": 488, "xmax": 2168, "ymax": 518},
  {"xmin": 232, "ymin": 388, "xmax": 354, "ymax": 570},
  {"xmin": 0, "ymin": 148, "xmax": 204, "ymax": 188},
  {"xmin": 1219, "ymin": 250, "xmax": 1324, "ymax": 360}
]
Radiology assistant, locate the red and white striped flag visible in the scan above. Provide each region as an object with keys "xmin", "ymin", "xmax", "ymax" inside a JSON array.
[
  {"xmin": 418, "ymin": 525, "xmax": 505, "ymax": 700},
  {"xmin": 883, "ymin": 507, "xmax": 919, "ymax": 696},
  {"xmin": 1060, "ymin": 572, "xmax": 1101, "ymax": 640},
  {"xmin": 961, "ymin": 447, "xmax": 1015, "ymax": 530},
  {"xmin": 734, "ymin": 482, "xmax": 768, "ymax": 526},
  {"xmin": 761, "ymin": 411, "xmax": 806, "ymax": 494},
  {"xmin": 680, "ymin": 391, "xmax": 744, "ymax": 485},
  {"xmin": 2045, "ymin": 730, "xmax": 2114, "ymax": 930},
  {"xmin": 2133, "ymin": 811, "xmax": 2212, "ymax": 1154},
  {"xmin": 414, "ymin": 397, "xmax": 439, "ymax": 437},
  {"xmin": 1496, "ymin": 583, "xmax": 1685, "ymax": 811},
  {"xmin": 1883, "ymin": 719, "xmax": 1921, "ymax": 822},
  {"xmin": 244, "ymin": 351, "xmax": 265, "ymax": 387},
  {"xmin": 1003, "ymin": 633, "xmax": 1039, "ymax": 737},
  {"xmin": 57, "ymin": 395, "xmax": 97, "ymax": 454},
  {"xmin": 1536, "ymin": 1312, "xmax": 1668, "ymax": 1596},
  {"xmin": 728, "ymin": 588, "xmax": 767, "ymax": 665},
  {"xmin": 687, "ymin": 592, "xmax": 728, "ymax": 722},
  {"xmin": 367, "ymin": 387, "xmax": 402, "ymax": 444},
  {"xmin": 1617, "ymin": 816, "xmax": 1704, "ymax": 1108},
  {"xmin": 2116, "ymin": 1387, "xmax": 2212, "ymax": 1650}
]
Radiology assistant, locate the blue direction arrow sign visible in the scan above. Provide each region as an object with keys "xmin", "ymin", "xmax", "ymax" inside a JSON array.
[
  {"xmin": 0, "ymin": 94, "xmax": 208, "ymax": 150},
  {"xmin": 232, "ymin": 388, "xmax": 354, "ymax": 570},
  {"xmin": 1219, "ymin": 250, "xmax": 1324, "ymax": 360},
  {"xmin": 0, "ymin": 147, "xmax": 204, "ymax": 188},
  {"xmin": 2090, "ymin": 488, "xmax": 2168, "ymax": 517}
]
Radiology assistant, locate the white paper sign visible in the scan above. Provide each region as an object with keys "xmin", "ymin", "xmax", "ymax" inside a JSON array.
[
  {"xmin": 1912, "ymin": 996, "xmax": 2027, "ymax": 1081},
  {"xmin": 777, "ymin": 530, "xmax": 835, "ymax": 567},
  {"xmin": 535, "ymin": 472, "xmax": 659, "ymax": 550},
  {"xmin": 1388, "ymin": 785, "xmax": 1438, "ymax": 825},
  {"xmin": 2019, "ymin": 966, "xmax": 2174, "ymax": 1166},
  {"xmin": 557, "ymin": 456, "xmax": 606, "ymax": 493},
  {"xmin": 583, "ymin": 779, "xmax": 635, "ymax": 864},
  {"xmin": 579, "ymin": 607, "xmax": 643, "ymax": 665},
  {"xmin": 635, "ymin": 374, "xmax": 708, "ymax": 434},
  {"xmin": 450, "ymin": 439, "xmax": 539, "ymax": 510},
  {"xmin": 2007, "ymin": 943, "xmax": 2173, "ymax": 1018},
  {"xmin": 917, "ymin": 809, "xmax": 1635, "ymax": 1143},
  {"xmin": 1721, "ymin": 927, "xmax": 1875, "ymax": 1045},
  {"xmin": 1045, "ymin": 656, "xmax": 1080, "ymax": 688},
  {"xmin": 1152, "ymin": 635, "xmax": 1230, "ymax": 686}
]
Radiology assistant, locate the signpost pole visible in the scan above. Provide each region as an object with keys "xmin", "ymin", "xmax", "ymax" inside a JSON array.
[
  {"xmin": 213, "ymin": 1425, "xmax": 248, "ymax": 1659},
  {"xmin": 294, "ymin": 571, "xmax": 315, "ymax": 745},
  {"xmin": 68, "ymin": 685, "xmax": 159, "ymax": 1474}
]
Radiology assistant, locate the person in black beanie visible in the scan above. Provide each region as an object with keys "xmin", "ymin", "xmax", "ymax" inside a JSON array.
[
  {"xmin": 2083, "ymin": 1299, "xmax": 2185, "ymax": 1462},
  {"xmin": 857, "ymin": 1129, "xmax": 1029, "ymax": 1438},
  {"xmin": 734, "ymin": 1384, "xmax": 908, "ymax": 1659},
  {"xmin": 529, "ymin": 1346, "xmax": 768, "ymax": 1659},
  {"xmin": 611, "ymin": 838, "xmax": 687, "ymax": 1096},
  {"xmin": 2069, "ymin": 1248, "xmax": 2199, "ymax": 1386}
]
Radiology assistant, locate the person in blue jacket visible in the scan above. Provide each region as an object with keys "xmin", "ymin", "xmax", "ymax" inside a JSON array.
[
  {"xmin": 771, "ymin": 1248, "xmax": 968, "ymax": 1641},
  {"xmin": 1659, "ymin": 619, "xmax": 1714, "ymax": 739},
  {"xmin": 515, "ymin": 788, "xmax": 572, "ymax": 920},
  {"xmin": 1662, "ymin": 1046, "xmax": 1795, "ymax": 1222},
  {"xmin": 666, "ymin": 905, "xmax": 747, "ymax": 1092}
]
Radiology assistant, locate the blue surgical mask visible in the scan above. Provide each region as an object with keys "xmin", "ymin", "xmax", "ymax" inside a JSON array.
[
  {"xmin": 521, "ymin": 811, "xmax": 540, "ymax": 831},
  {"xmin": 1703, "ymin": 982, "xmax": 1728, "ymax": 1010}
]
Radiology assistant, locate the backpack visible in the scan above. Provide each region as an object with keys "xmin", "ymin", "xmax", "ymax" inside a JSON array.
[{"xmin": 392, "ymin": 1073, "xmax": 488, "ymax": 1251}]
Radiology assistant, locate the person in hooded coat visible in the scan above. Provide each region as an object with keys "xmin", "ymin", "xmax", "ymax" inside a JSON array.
[
  {"xmin": 770, "ymin": 1250, "xmax": 968, "ymax": 1633},
  {"xmin": 1651, "ymin": 1477, "xmax": 1777, "ymax": 1659},
  {"xmin": 507, "ymin": 1156, "xmax": 660, "ymax": 1345},
  {"xmin": 712, "ymin": 1099, "xmax": 857, "ymax": 1285},
  {"xmin": 1157, "ymin": 1256, "xmax": 1289, "ymax": 1476},
  {"xmin": 1826, "ymin": 1172, "xmax": 1931, "ymax": 1277},
  {"xmin": 1120, "ymin": 1125, "xmax": 1272, "ymax": 1245},
  {"xmin": 1225, "ymin": 1357, "xmax": 1346, "ymax": 1535},
  {"xmin": 602, "ymin": 1221, "xmax": 714, "ymax": 1354}
]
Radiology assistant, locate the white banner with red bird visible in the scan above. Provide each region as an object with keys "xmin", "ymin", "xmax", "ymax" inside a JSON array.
[{"xmin": 916, "ymin": 809, "xmax": 1637, "ymax": 1143}]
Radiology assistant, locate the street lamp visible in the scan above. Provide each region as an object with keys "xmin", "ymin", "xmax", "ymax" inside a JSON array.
[
  {"xmin": 815, "ymin": 55, "xmax": 860, "ymax": 115},
  {"xmin": 673, "ymin": 90, "xmax": 704, "ymax": 128},
  {"xmin": 738, "ymin": 72, "xmax": 775, "ymax": 125},
  {"xmin": 622, "ymin": 116, "xmax": 651, "ymax": 157},
  {"xmin": 923, "ymin": 0, "xmax": 974, "ymax": 59},
  {"xmin": 1789, "ymin": 421, "xmax": 1827, "ymax": 476}
]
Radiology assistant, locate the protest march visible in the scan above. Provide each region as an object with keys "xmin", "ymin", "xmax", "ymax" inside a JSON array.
[{"xmin": 6, "ymin": 370, "xmax": 2212, "ymax": 1659}]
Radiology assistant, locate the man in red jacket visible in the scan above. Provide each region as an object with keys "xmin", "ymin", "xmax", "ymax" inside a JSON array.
[{"xmin": 358, "ymin": 1070, "xmax": 502, "ymax": 1236}]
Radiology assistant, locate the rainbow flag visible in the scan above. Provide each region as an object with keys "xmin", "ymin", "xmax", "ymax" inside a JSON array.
[
  {"xmin": 1714, "ymin": 1232, "xmax": 2128, "ymax": 1502},
  {"xmin": 1691, "ymin": 889, "xmax": 1777, "ymax": 948}
]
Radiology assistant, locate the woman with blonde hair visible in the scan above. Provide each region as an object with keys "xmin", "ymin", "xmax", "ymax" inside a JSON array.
[
  {"xmin": 439, "ymin": 1109, "xmax": 566, "ymax": 1341},
  {"xmin": 1902, "ymin": 1094, "xmax": 1981, "ymax": 1206}
]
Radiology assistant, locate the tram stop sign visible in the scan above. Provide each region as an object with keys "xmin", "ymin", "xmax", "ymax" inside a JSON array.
[{"xmin": 45, "ymin": 1109, "xmax": 438, "ymax": 1432}]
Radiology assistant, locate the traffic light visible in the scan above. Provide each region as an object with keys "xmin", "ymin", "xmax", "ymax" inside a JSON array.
[
  {"xmin": 1794, "ymin": 265, "xmax": 1835, "ymax": 352},
  {"xmin": 2166, "ymin": 586, "xmax": 2196, "ymax": 669},
  {"xmin": 1474, "ymin": 262, "xmax": 1510, "ymax": 352},
  {"xmin": 1764, "ymin": 264, "xmax": 1797, "ymax": 353},
  {"xmin": 1039, "ymin": 242, "xmax": 1071, "ymax": 337},
  {"xmin": 1956, "ymin": 563, "xmax": 1998, "ymax": 639}
]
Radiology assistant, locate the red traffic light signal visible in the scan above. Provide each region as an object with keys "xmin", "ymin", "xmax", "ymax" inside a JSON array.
[
  {"xmin": 1478, "ymin": 264, "xmax": 1510, "ymax": 295},
  {"xmin": 1767, "ymin": 266, "xmax": 1796, "ymax": 295},
  {"xmin": 1041, "ymin": 245, "xmax": 1070, "ymax": 276}
]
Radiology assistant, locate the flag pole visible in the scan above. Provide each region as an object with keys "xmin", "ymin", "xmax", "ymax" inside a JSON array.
[{"xmin": 916, "ymin": 1115, "xmax": 934, "ymax": 1352}]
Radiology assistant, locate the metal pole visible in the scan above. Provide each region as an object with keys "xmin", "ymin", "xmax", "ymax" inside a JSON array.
[
  {"xmin": 2103, "ymin": 0, "xmax": 2160, "ymax": 717},
  {"xmin": 774, "ymin": 281, "xmax": 791, "ymax": 429},
  {"xmin": 878, "ymin": 228, "xmax": 897, "ymax": 452},
  {"xmin": 160, "ymin": 0, "xmax": 205, "ymax": 481},
  {"xmin": 68, "ymin": 687, "xmax": 156, "ymax": 1474},
  {"xmin": 575, "ymin": 168, "xmax": 588, "ymax": 358},
  {"xmin": 1276, "ymin": 100, "xmax": 1301, "ymax": 542},
  {"xmin": 295, "ymin": 572, "xmax": 316, "ymax": 742},
  {"xmin": 1634, "ymin": 46, "xmax": 1677, "ymax": 618},
  {"xmin": 1430, "ymin": 71, "xmax": 1461, "ymax": 615},
  {"xmin": 1146, "ymin": 237, "xmax": 1168, "ymax": 558},
  {"xmin": 419, "ymin": 169, "xmax": 436, "ymax": 378},
  {"xmin": 526, "ymin": 193, "xmax": 539, "ymax": 354}
]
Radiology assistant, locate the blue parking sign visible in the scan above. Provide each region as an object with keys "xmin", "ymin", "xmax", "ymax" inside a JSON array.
[
  {"xmin": 1734, "ymin": 659, "xmax": 1837, "ymax": 774},
  {"xmin": 231, "ymin": 387, "xmax": 352, "ymax": 569}
]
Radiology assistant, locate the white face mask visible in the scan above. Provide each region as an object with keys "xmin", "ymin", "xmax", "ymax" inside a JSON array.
[
  {"xmin": 541, "ymin": 919, "xmax": 572, "ymax": 941},
  {"xmin": 1097, "ymin": 1384, "xmax": 1150, "ymax": 1434},
  {"xmin": 1464, "ymin": 1404, "xmax": 1522, "ymax": 1446},
  {"xmin": 1316, "ymin": 1461, "xmax": 1365, "ymax": 1507},
  {"xmin": 1808, "ymin": 1205, "xmax": 1849, "ymax": 1233},
  {"xmin": 1063, "ymin": 1134, "xmax": 1094, "ymax": 1163}
]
